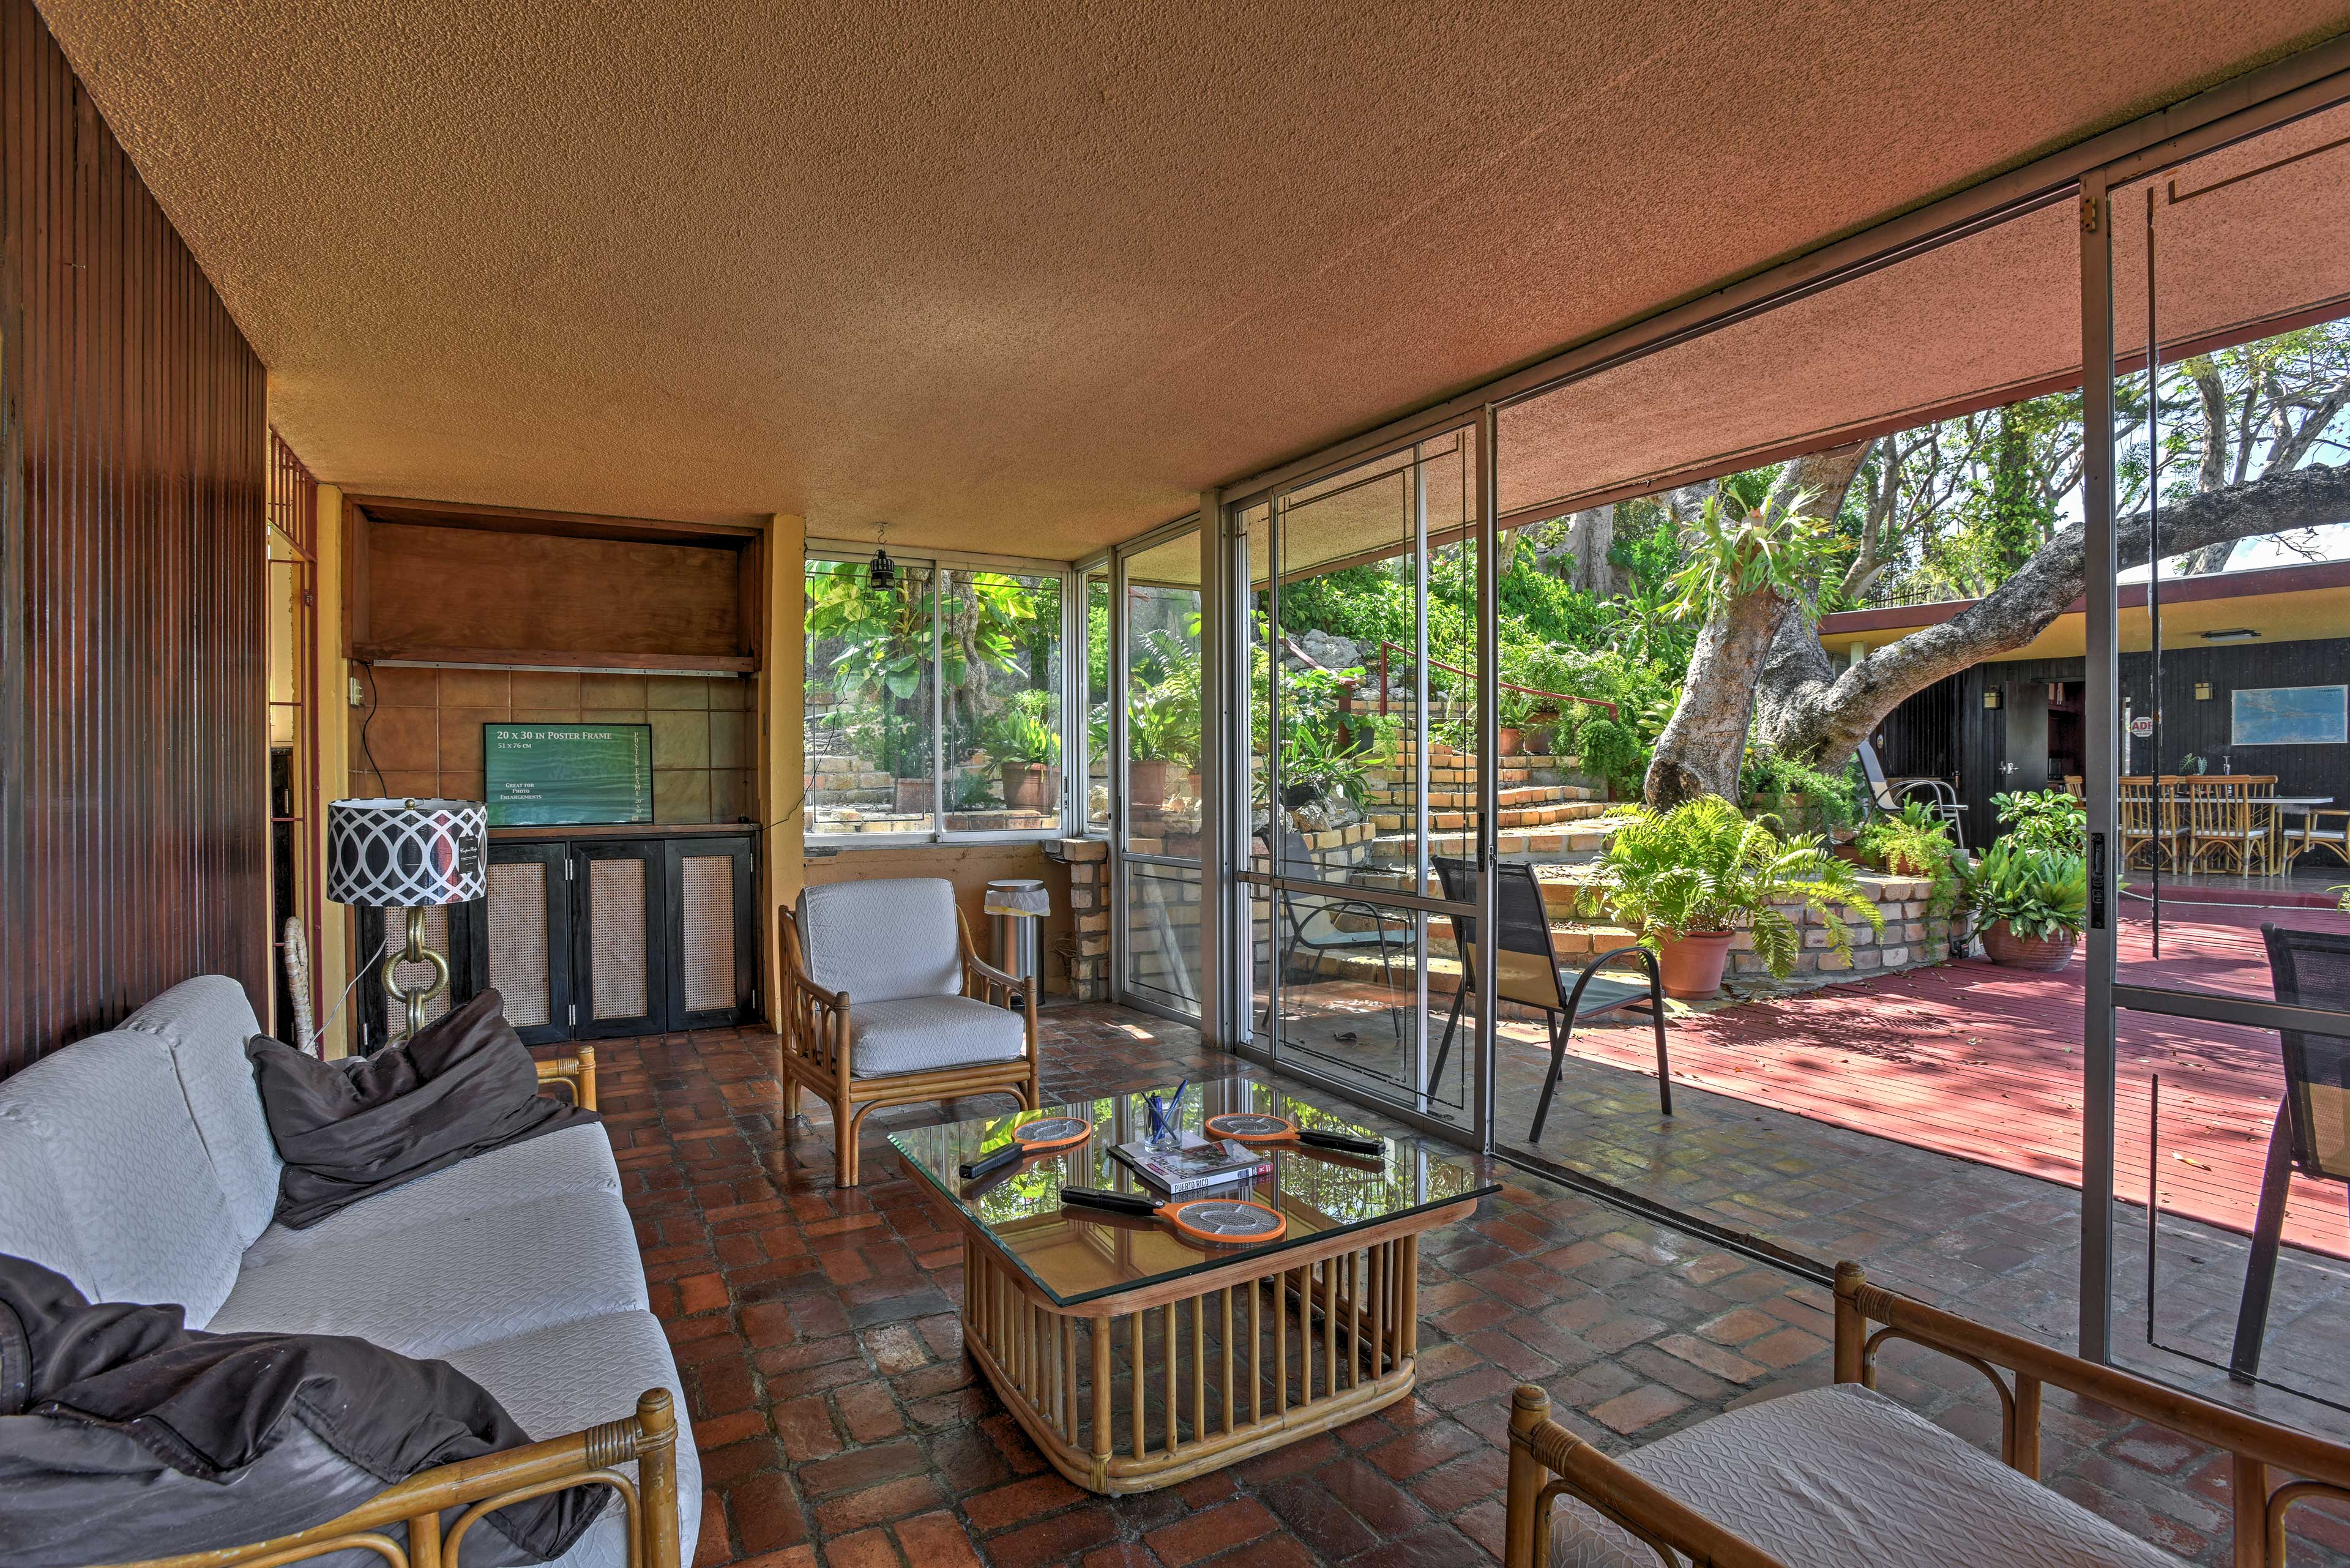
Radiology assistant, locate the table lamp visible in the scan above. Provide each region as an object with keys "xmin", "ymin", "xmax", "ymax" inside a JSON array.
[
  {"xmin": 327, "ymin": 797, "xmax": 488, "ymax": 1042},
  {"xmin": 983, "ymin": 877, "xmax": 1052, "ymax": 990}
]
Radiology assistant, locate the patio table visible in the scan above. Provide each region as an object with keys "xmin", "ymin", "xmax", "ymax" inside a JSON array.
[{"xmin": 892, "ymin": 1077, "xmax": 1494, "ymax": 1493}]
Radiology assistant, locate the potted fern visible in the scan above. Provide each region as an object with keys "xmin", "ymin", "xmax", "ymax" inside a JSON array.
[
  {"xmin": 981, "ymin": 691, "xmax": 1062, "ymax": 810},
  {"xmin": 1586, "ymin": 795, "xmax": 1885, "ymax": 999},
  {"xmin": 1964, "ymin": 840, "xmax": 2087, "ymax": 971}
]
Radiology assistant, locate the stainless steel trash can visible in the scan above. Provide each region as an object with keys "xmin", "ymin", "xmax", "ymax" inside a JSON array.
[{"xmin": 983, "ymin": 878, "xmax": 1050, "ymax": 987}]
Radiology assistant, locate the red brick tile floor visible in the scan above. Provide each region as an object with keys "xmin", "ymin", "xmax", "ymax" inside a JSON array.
[{"xmin": 585, "ymin": 1002, "xmax": 2350, "ymax": 1567}]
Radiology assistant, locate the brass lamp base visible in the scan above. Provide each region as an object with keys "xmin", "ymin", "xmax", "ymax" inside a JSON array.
[{"xmin": 380, "ymin": 906, "xmax": 450, "ymax": 1042}]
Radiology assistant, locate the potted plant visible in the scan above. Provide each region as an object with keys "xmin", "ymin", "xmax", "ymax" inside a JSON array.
[
  {"xmin": 981, "ymin": 690, "xmax": 1062, "ymax": 810},
  {"xmin": 1964, "ymin": 840, "xmax": 2087, "ymax": 971},
  {"xmin": 1496, "ymin": 690, "xmax": 1536, "ymax": 757},
  {"xmin": 1586, "ymin": 795, "xmax": 1884, "ymax": 999}
]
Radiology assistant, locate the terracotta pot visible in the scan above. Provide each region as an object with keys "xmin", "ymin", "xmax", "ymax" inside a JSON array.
[
  {"xmin": 893, "ymin": 777, "xmax": 933, "ymax": 813},
  {"xmin": 1128, "ymin": 759, "xmax": 1174, "ymax": 808},
  {"xmin": 1495, "ymin": 727, "xmax": 1525, "ymax": 756},
  {"xmin": 1982, "ymin": 918, "xmax": 2078, "ymax": 971},
  {"xmin": 999, "ymin": 762, "xmax": 1061, "ymax": 810},
  {"xmin": 1657, "ymin": 930, "xmax": 1734, "ymax": 999}
]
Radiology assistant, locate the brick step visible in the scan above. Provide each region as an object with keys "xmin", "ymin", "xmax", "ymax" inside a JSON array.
[
  {"xmin": 1362, "ymin": 821, "xmax": 1632, "ymax": 862},
  {"xmin": 1367, "ymin": 804, "xmax": 1613, "ymax": 832},
  {"xmin": 1363, "ymin": 783, "xmax": 1598, "ymax": 807}
]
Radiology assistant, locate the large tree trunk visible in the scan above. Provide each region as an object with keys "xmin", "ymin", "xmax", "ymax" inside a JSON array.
[
  {"xmin": 1756, "ymin": 459, "xmax": 2350, "ymax": 769},
  {"xmin": 1642, "ymin": 441, "xmax": 1871, "ymax": 808},
  {"xmin": 1560, "ymin": 504, "xmax": 1617, "ymax": 595}
]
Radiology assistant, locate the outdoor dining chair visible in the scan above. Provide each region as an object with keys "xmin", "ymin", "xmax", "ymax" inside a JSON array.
[
  {"xmin": 2185, "ymin": 776, "xmax": 2275, "ymax": 875},
  {"xmin": 1257, "ymin": 824, "xmax": 1406, "ymax": 1048},
  {"xmin": 2231, "ymin": 924, "xmax": 2350, "ymax": 1382},
  {"xmin": 2119, "ymin": 777, "xmax": 2169, "ymax": 867},
  {"xmin": 1424, "ymin": 854, "xmax": 1669, "ymax": 1140},
  {"xmin": 2285, "ymin": 808, "xmax": 2350, "ymax": 870},
  {"xmin": 1856, "ymin": 741, "xmax": 1966, "ymax": 848}
]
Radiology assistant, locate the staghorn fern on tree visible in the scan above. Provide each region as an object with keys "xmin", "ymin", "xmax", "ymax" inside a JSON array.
[{"xmin": 1581, "ymin": 795, "xmax": 1884, "ymax": 979}]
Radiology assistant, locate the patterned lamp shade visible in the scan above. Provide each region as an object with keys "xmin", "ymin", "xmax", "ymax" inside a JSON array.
[{"xmin": 326, "ymin": 797, "xmax": 488, "ymax": 908}]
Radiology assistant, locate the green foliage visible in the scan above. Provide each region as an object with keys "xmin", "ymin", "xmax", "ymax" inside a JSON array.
[
  {"xmin": 1567, "ymin": 712, "xmax": 1644, "ymax": 796},
  {"xmin": 980, "ymin": 689, "xmax": 1061, "ymax": 767},
  {"xmin": 1584, "ymin": 796, "xmax": 1884, "ymax": 979},
  {"xmin": 1992, "ymin": 788, "xmax": 2086, "ymax": 854},
  {"xmin": 1664, "ymin": 488, "xmax": 1847, "ymax": 621},
  {"xmin": 1130, "ymin": 630, "xmax": 1201, "ymax": 767},
  {"xmin": 1964, "ymin": 840, "xmax": 2087, "ymax": 942},
  {"xmin": 1857, "ymin": 800, "xmax": 1965, "ymax": 916},
  {"xmin": 1740, "ymin": 749, "xmax": 1862, "ymax": 829},
  {"xmin": 1280, "ymin": 722, "xmax": 1369, "ymax": 806}
]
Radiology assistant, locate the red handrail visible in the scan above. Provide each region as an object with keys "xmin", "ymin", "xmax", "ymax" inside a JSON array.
[{"xmin": 1368, "ymin": 640, "xmax": 1617, "ymax": 722}]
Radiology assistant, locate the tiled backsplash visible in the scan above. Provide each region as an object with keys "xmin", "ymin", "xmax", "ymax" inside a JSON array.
[{"xmin": 349, "ymin": 666, "xmax": 755, "ymax": 825}]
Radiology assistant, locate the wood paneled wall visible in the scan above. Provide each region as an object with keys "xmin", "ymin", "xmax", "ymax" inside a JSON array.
[{"xmin": 0, "ymin": 0, "xmax": 269, "ymax": 1078}]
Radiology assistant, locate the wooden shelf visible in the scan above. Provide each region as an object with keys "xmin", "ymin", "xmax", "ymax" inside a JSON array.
[
  {"xmin": 490, "ymin": 822, "xmax": 755, "ymax": 842},
  {"xmin": 353, "ymin": 643, "xmax": 755, "ymax": 673}
]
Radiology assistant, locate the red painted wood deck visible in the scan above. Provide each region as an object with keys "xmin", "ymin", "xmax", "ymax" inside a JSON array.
[{"xmin": 1555, "ymin": 902, "xmax": 2350, "ymax": 1260}]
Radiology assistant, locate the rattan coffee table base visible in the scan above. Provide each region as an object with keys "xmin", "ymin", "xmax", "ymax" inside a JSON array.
[{"xmin": 950, "ymin": 1209, "xmax": 1446, "ymax": 1494}]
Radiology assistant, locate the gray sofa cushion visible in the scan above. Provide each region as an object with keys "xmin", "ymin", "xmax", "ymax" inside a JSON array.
[
  {"xmin": 241, "ymin": 1121, "xmax": 621, "ymax": 1271},
  {"xmin": 797, "ymin": 878, "xmax": 961, "ymax": 1002},
  {"xmin": 0, "ymin": 1031, "xmax": 243, "ymax": 1324},
  {"xmin": 849, "ymin": 995, "xmax": 1026, "ymax": 1078},
  {"xmin": 207, "ymin": 1190, "xmax": 649, "ymax": 1360},
  {"xmin": 1548, "ymin": 1383, "xmax": 2182, "ymax": 1568},
  {"xmin": 442, "ymin": 1311, "xmax": 705, "ymax": 1568},
  {"xmin": 0, "ymin": 1119, "xmax": 94, "ymax": 1299},
  {"xmin": 122, "ymin": 977, "xmax": 281, "ymax": 1247},
  {"xmin": 0, "ymin": 1255, "xmax": 604, "ymax": 1568}
]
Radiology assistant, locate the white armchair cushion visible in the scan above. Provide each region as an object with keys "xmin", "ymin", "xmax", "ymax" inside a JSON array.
[
  {"xmin": 0, "ymin": 1029, "xmax": 244, "ymax": 1324},
  {"xmin": 797, "ymin": 879, "xmax": 962, "ymax": 1003},
  {"xmin": 0, "ymin": 1114, "xmax": 96, "ymax": 1296},
  {"xmin": 1549, "ymin": 1383, "xmax": 2181, "ymax": 1568},
  {"xmin": 851, "ymin": 995, "xmax": 1026, "ymax": 1078}
]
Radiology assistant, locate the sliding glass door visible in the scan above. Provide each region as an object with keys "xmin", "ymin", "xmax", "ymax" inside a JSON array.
[
  {"xmin": 1234, "ymin": 420, "xmax": 1495, "ymax": 1141},
  {"xmin": 2086, "ymin": 99, "xmax": 2350, "ymax": 1430},
  {"xmin": 1114, "ymin": 522, "xmax": 1206, "ymax": 1020}
]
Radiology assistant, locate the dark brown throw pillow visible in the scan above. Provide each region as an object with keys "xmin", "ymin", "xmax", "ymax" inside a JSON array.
[{"xmin": 246, "ymin": 989, "xmax": 599, "ymax": 1230}]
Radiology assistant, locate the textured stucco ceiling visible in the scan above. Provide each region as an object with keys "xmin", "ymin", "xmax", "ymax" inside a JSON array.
[{"xmin": 40, "ymin": 0, "xmax": 2350, "ymax": 557}]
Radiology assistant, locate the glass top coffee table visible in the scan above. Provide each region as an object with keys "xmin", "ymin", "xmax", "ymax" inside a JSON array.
[{"xmin": 892, "ymin": 1075, "xmax": 1496, "ymax": 1494}]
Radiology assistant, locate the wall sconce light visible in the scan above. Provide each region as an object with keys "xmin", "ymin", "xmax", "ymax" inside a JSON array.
[
  {"xmin": 2195, "ymin": 681, "xmax": 2214, "ymax": 701},
  {"xmin": 1983, "ymin": 689, "xmax": 2003, "ymax": 711}
]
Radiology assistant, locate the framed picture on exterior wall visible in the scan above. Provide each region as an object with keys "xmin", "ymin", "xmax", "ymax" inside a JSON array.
[{"xmin": 2231, "ymin": 684, "xmax": 2348, "ymax": 747}]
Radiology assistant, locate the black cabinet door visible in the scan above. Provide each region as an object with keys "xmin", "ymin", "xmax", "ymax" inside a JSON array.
[
  {"xmin": 482, "ymin": 842, "xmax": 575, "ymax": 1046},
  {"xmin": 570, "ymin": 839, "xmax": 671, "ymax": 1040},
  {"xmin": 664, "ymin": 837, "xmax": 757, "ymax": 1030}
]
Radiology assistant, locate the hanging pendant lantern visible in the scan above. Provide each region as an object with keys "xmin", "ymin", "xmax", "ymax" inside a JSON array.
[{"xmin": 868, "ymin": 521, "xmax": 898, "ymax": 591}]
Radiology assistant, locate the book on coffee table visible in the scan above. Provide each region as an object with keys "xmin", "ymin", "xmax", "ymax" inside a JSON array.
[{"xmin": 1111, "ymin": 1135, "xmax": 1272, "ymax": 1194}]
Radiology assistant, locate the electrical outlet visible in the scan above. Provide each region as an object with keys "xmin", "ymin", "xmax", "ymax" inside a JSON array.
[{"xmin": 348, "ymin": 676, "xmax": 365, "ymax": 707}]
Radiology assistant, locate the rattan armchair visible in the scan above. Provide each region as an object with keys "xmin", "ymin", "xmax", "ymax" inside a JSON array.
[
  {"xmin": 779, "ymin": 878, "xmax": 1041, "ymax": 1187},
  {"xmin": 1504, "ymin": 1263, "xmax": 2350, "ymax": 1567}
]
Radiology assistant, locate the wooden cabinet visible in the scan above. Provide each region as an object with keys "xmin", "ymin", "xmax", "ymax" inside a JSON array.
[{"xmin": 357, "ymin": 827, "xmax": 756, "ymax": 1051}]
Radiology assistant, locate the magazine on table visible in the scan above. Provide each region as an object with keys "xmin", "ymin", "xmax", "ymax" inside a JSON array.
[{"xmin": 1112, "ymin": 1133, "xmax": 1273, "ymax": 1194}]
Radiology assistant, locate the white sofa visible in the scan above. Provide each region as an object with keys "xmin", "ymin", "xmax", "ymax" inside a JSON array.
[{"xmin": 0, "ymin": 976, "xmax": 701, "ymax": 1567}]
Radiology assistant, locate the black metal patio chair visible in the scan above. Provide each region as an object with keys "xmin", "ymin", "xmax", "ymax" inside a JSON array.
[
  {"xmin": 2229, "ymin": 924, "xmax": 2350, "ymax": 1382},
  {"xmin": 1257, "ymin": 824, "xmax": 1405, "ymax": 1047},
  {"xmin": 1422, "ymin": 854, "xmax": 1669, "ymax": 1140},
  {"xmin": 1856, "ymin": 740, "xmax": 1967, "ymax": 848}
]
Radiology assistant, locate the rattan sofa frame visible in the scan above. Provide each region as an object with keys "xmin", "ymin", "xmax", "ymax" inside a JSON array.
[
  {"xmin": 777, "ymin": 903, "xmax": 1041, "ymax": 1187},
  {"xmin": 1504, "ymin": 1261, "xmax": 2350, "ymax": 1568}
]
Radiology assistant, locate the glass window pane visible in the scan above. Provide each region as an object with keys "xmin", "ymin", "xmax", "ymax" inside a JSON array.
[
  {"xmin": 1084, "ymin": 566, "xmax": 1110, "ymax": 832},
  {"xmin": 1124, "ymin": 534, "xmax": 1201, "ymax": 860},
  {"xmin": 804, "ymin": 557, "xmax": 936, "ymax": 838},
  {"xmin": 942, "ymin": 567, "xmax": 1065, "ymax": 834}
]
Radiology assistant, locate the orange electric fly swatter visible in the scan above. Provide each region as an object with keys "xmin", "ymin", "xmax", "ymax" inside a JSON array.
[
  {"xmin": 1203, "ymin": 1113, "xmax": 1382, "ymax": 1158},
  {"xmin": 1061, "ymin": 1185, "xmax": 1288, "ymax": 1243},
  {"xmin": 958, "ymin": 1115, "xmax": 1094, "ymax": 1180}
]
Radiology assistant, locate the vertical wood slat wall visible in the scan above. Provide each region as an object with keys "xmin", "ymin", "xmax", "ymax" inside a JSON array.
[{"xmin": 0, "ymin": 0, "xmax": 268, "ymax": 1079}]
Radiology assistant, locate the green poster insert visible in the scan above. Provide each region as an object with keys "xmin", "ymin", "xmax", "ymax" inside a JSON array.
[{"xmin": 484, "ymin": 722, "xmax": 655, "ymax": 826}]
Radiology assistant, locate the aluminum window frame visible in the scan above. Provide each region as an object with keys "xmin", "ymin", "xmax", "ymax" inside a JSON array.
[{"xmin": 801, "ymin": 540, "xmax": 1082, "ymax": 848}]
